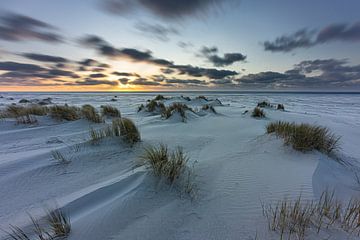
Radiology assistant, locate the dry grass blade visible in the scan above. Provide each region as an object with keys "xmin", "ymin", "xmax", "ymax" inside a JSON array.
[
  {"xmin": 49, "ymin": 105, "xmax": 80, "ymax": 121},
  {"xmin": 118, "ymin": 117, "xmax": 141, "ymax": 145},
  {"xmin": 46, "ymin": 208, "xmax": 71, "ymax": 237},
  {"xmin": 140, "ymin": 144, "xmax": 189, "ymax": 184},
  {"xmin": 81, "ymin": 104, "xmax": 103, "ymax": 123},
  {"xmin": 251, "ymin": 107, "xmax": 265, "ymax": 118},
  {"xmin": 101, "ymin": 105, "xmax": 121, "ymax": 117},
  {"xmin": 266, "ymin": 121, "xmax": 340, "ymax": 155},
  {"xmin": 51, "ymin": 150, "xmax": 71, "ymax": 164}
]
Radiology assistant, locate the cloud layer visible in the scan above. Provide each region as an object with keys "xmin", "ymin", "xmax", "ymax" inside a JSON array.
[
  {"xmin": 264, "ymin": 22, "xmax": 360, "ymax": 52},
  {"xmin": 101, "ymin": 0, "xmax": 232, "ymax": 20},
  {"xmin": 199, "ymin": 46, "xmax": 246, "ymax": 67},
  {"xmin": 0, "ymin": 12, "xmax": 63, "ymax": 43}
]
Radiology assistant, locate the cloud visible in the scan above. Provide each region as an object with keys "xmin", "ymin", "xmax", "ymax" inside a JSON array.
[
  {"xmin": 112, "ymin": 71, "xmax": 140, "ymax": 77},
  {"xmin": 198, "ymin": 46, "xmax": 246, "ymax": 67},
  {"xmin": 48, "ymin": 69, "xmax": 80, "ymax": 78},
  {"xmin": 235, "ymin": 59, "xmax": 360, "ymax": 89},
  {"xmin": 165, "ymin": 78, "xmax": 208, "ymax": 85},
  {"xmin": 101, "ymin": 0, "xmax": 233, "ymax": 20},
  {"xmin": 316, "ymin": 22, "xmax": 360, "ymax": 43},
  {"xmin": 71, "ymin": 79, "xmax": 118, "ymax": 86},
  {"xmin": 119, "ymin": 78, "xmax": 129, "ymax": 84},
  {"xmin": 22, "ymin": 53, "xmax": 68, "ymax": 63},
  {"xmin": 130, "ymin": 77, "xmax": 161, "ymax": 85},
  {"xmin": 264, "ymin": 22, "xmax": 360, "ymax": 52},
  {"xmin": 135, "ymin": 22, "xmax": 179, "ymax": 41},
  {"xmin": 263, "ymin": 29, "xmax": 316, "ymax": 52},
  {"xmin": 89, "ymin": 73, "xmax": 107, "ymax": 78},
  {"xmin": 78, "ymin": 58, "xmax": 99, "ymax": 66},
  {"xmin": 0, "ymin": 61, "xmax": 46, "ymax": 72},
  {"xmin": 178, "ymin": 41, "xmax": 193, "ymax": 49},
  {"xmin": 0, "ymin": 60, "xmax": 80, "ymax": 86},
  {"xmin": 79, "ymin": 35, "xmax": 173, "ymax": 66},
  {"xmin": 0, "ymin": 12, "xmax": 63, "ymax": 43},
  {"xmin": 170, "ymin": 64, "xmax": 238, "ymax": 79}
]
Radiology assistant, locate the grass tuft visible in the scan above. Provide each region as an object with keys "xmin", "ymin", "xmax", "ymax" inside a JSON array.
[
  {"xmin": 257, "ymin": 100, "xmax": 271, "ymax": 108},
  {"xmin": 251, "ymin": 107, "xmax": 265, "ymax": 118},
  {"xmin": 266, "ymin": 121, "xmax": 340, "ymax": 154},
  {"xmin": 202, "ymin": 104, "xmax": 217, "ymax": 114},
  {"xmin": 101, "ymin": 105, "xmax": 121, "ymax": 117},
  {"xmin": 140, "ymin": 144, "xmax": 189, "ymax": 184},
  {"xmin": 49, "ymin": 105, "xmax": 80, "ymax": 121},
  {"xmin": 162, "ymin": 103, "xmax": 193, "ymax": 122},
  {"xmin": 277, "ymin": 104, "xmax": 285, "ymax": 110},
  {"xmin": 117, "ymin": 117, "xmax": 141, "ymax": 145},
  {"xmin": 46, "ymin": 207, "xmax": 71, "ymax": 237},
  {"xmin": 81, "ymin": 104, "xmax": 103, "ymax": 123},
  {"xmin": 263, "ymin": 191, "xmax": 360, "ymax": 239},
  {"xmin": 4, "ymin": 208, "xmax": 70, "ymax": 240},
  {"xmin": 51, "ymin": 150, "xmax": 71, "ymax": 164},
  {"xmin": 89, "ymin": 117, "xmax": 140, "ymax": 146}
]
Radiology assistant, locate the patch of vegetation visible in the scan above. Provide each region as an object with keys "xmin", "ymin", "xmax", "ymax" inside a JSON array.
[
  {"xmin": 162, "ymin": 103, "xmax": 193, "ymax": 122},
  {"xmin": 137, "ymin": 104, "xmax": 145, "ymax": 112},
  {"xmin": 202, "ymin": 104, "xmax": 217, "ymax": 114},
  {"xmin": 89, "ymin": 117, "xmax": 140, "ymax": 146},
  {"xmin": 81, "ymin": 104, "xmax": 103, "ymax": 123},
  {"xmin": 46, "ymin": 207, "xmax": 71, "ymax": 238},
  {"xmin": 101, "ymin": 105, "xmax": 121, "ymax": 117},
  {"xmin": 140, "ymin": 144, "xmax": 189, "ymax": 184},
  {"xmin": 251, "ymin": 107, "xmax": 266, "ymax": 118},
  {"xmin": 197, "ymin": 95, "xmax": 208, "ymax": 101},
  {"xmin": 51, "ymin": 150, "xmax": 71, "ymax": 165},
  {"xmin": 257, "ymin": 100, "xmax": 271, "ymax": 108},
  {"xmin": 266, "ymin": 121, "xmax": 340, "ymax": 154},
  {"xmin": 19, "ymin": 98, "xmax": 30, "ymax": 103},
  {"xmin": 277, "ymin": 104, "xmax": 285, "ymax": 110},
  {"xmin": 4, "ymin": 207, "xmax": 70, "ymax": 240},
  {"xmin": 117, "ymin": 117, "xmax": 141, "ymax": 145},
  {"xmin": 49, "ymin": 105, "xmax": 80, "ymax": 121},
  {"xmin": 145, "ymin": 99, "xmax": 166, "ymax": 113},
  {"xmin": 154, "ymin": 94, "xmax": 167, "ymax": 101},
  {"xmin": 181, "ymin": 95, "xmax": 191, "ymax": 101},
  {"xmin": 263, "ymin": 191, "xmax": 360, "ymax": 240}
]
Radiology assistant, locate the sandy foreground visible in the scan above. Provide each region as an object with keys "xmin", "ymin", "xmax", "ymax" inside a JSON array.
[{"xmin": 1, "ymin": 92, "xmax": 360, "ymax": 240}]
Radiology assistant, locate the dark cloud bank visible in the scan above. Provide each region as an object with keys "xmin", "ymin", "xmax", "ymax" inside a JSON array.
[
  {"xmin": 264, "ymin": 22, "xmax": 360, "ymax": 52},
  {"xmin": 0, "ymin": 12, "xmax": 63, "ymax": 43},
  {"xmin": 101, "ymin": 0, "xmax": 233, "ymax": 20}
]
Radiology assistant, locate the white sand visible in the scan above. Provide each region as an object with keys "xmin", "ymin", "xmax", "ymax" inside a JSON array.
[{"xmin": 1, "ymin": 92, "xmax": 360, "ymax": 239}]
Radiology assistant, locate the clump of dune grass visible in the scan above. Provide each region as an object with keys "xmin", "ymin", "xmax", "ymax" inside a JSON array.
[
  {"xmin": 266, "ymin": 121, "xmax": 340, "ymax": 154},
  {"xmin": 140, "ymin": 144, "xmax": 189, "ymax": 184},
  {"xmin": 202, "ymin": 104, "xmax": 217, "ymax": 114},
  {"xmin": 263, "ymin": 191, "xmax": 360, "ymax": 239},
  {"xmin": 145, "ymin": 99, "xmax": 166, "ymax": 113},
  {"xmin": 49, "ymin": 105, "xmax": 80, "ymax": 121},
  {"xmin": 197, "ymin": 95, "xmax": 208, "ymax": 101},
  {"xmin": 162, "ymin": 103, "xmax": 193, "ymax": 122},
  {"xmin": 263, "ymin": 196, "xmax": 314, "ymax": 240},
  {"xmin": 51, "ymin": 150, "xmax": 71, "ymax": 165},
  {"xmin": 257, "ymin": 100, "xmax": 271, "ymax": 108},
  {"xmin": 277, "ymin": 104, "xmax": 285, "ymax": 110},
  {"xmin": 89, "ymin": 117, "xmax": 140, "ymax": 146},
  {"xmin": 117, "ymin": 117, "xmax": 141, "ymax": 145},
  {"xmin": 4, "ymin": 105, "xmax": 48, "ymax": 118},
  {"xmin": 154, "ymin": 94, "xmax": 167, "ymax": 101},
  {"xmin": 4, "ymin": 208, "xmax": 70, "ymax": 240},
  {"xmin": 251, "ymin": 107, "xmax": 265, "ymax": 118},
  {"xmin": 81, "ymin": 104, "xmax": 103, "ymax": 123},
  {"xmin": 16, "ymin": 114, "xmax": 38, "ymax": 125},
  {"xmin": 101, "ymin": 105, "xmax": 121, "ymax": 117},
  {"xmin": 137, "ymin": 104, "xmax": 145, "ymax": 112},
  {"xmin": 46, "ymin": 207, "xmax": 71, "ymax": 237}
]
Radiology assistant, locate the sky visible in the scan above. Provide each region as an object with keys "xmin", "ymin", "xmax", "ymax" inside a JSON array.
[{"xmin": 0, "ymin": 0, "xmax": 360, "ymax": 91}]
